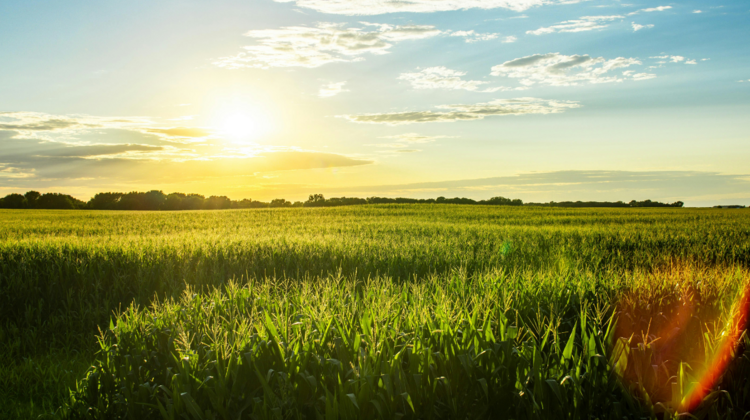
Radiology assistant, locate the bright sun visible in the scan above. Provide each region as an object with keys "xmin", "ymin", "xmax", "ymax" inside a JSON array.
[{"xmin": 219, "ymin": 113, "xmax": 258, "ymax": 142}]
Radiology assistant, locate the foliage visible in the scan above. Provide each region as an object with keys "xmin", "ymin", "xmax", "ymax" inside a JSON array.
[
  {"xmin": 1, "ymin": 190, "xmax": 694, "ymax": 210},
  {"xmin": 0, "ymin": 206, "xmax": 749, "ymax": 418}
]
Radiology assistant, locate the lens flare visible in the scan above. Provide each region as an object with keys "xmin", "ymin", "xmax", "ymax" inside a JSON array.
[
  {"xmin": 681, "ymin": 285, "xmax": 750, "ymax": 411},
  {"xmin": 611, "ymin": 269, "xmax": 750, "ymax": 414}
]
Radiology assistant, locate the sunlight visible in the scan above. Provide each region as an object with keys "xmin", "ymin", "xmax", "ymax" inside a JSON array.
[{"xmin": 217, "ymin": 113, "xmax": 261, "ymax": 143}]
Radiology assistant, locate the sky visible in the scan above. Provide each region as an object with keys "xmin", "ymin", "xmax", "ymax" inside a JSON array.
[{"xmin": 1, "ymin": 0, "xmax": 749, "ymax": 206}]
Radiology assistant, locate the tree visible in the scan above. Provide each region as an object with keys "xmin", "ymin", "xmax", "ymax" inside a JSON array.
[
  {"xmin": 162, "ymin": 193, "xmax": 186, "ymax": 210},
  {"xmin": 182, "ymin": 194, "xmax": 205, "ymax": 210},
  {"xmin": 35, "ymin": 193, "xmax": 85, "ymax": 209},
  {"xmin": 204, "ymin": 196, "xmax": 231, "ymax": 210},
  {"xmin": 24, "ymin": 191, "xmax": 40, "ymax": 208},
  {"xmin": 87, "ymin": 192, "xmax": 123, "ymax": 210},
  {"xmin": 270, "ymin": 198, "xmax": 292, "ymax": 208},
  {"xmin": 0, "ymin": 193, "xmax": 27, "ymax": 209},
  {"xmin": 304, "ymin": 194, "xmax": 326, "ymax": 207}
]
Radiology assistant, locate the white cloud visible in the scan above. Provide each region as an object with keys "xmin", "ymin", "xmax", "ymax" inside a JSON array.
[
  {"xmin": 527, "ymin": 15, "xmax": 623, "ymax": 35},
  {"xmin": 529, "ymin": 7, "xmax": 671, "ymax": 35},
  {"xmin": 273, "ymin": 0, "xmax": 589, "ymax": 15},
  {"xmin": 341, "ymin": 98, "xmax": 581, "ymax": 125},
  {"xmin": 398, "ymin": 67, "xmax": 508, "ymax": 92},
  {"xmin": 490, "ymin": 53, "xmax": 648, "ymax": 86},
  {"xmin": 449, "ymin": 30, "xmax": 500, "ymax": 43},
  {"xmin": 651, "ymin": 55, "xmax": 685, "ymax": 63},
  {"xmin": 319, "ymin": 81, "xmax": 348, "ymax": 97},
  {"xmin": 503, "ymin": 35, "xmax": 518, "ymax": 43},
  {"xmin": 631, "ymin": 22, "xmax": 654, "ymax": 31},
  {"xmin": 685, "ymin": 59, "xmax": 697, "ymax": 65},
  {"xmin": 213, "ymin": 22, "xmax": 442, "ymax": 69},
  {"xmin": 627, "ymin": 5, "xmax": 672, "ymax": 16},
  {"xmin": 693, "ymin": 10, "xmax": 703, "ymax": 13}
]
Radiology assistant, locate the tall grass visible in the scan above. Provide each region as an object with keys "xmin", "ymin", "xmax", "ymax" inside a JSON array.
[{"xmin": 1, "ymin": 205, "xmax": 749, "ymax": 418}]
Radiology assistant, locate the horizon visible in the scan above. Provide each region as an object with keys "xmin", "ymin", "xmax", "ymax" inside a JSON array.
[{"xmin": 1, "ymin": 1, "xmax": 749, "ymax": 207}]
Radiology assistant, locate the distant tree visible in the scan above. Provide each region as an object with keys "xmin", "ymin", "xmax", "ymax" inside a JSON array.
[
  {"xmin": 304, "ymin": 194, "xmax": 326, "ymax": 207},
  {"xmin": 87, "ymin": 192, "xmax": 123, "ymax": 210},
  {"xmin": 162, "ymin": 193, "xmax": 186, "ymax": 210},
  {"xmin": 143, "ymin": 190, "xmax": 167, "ymax": 210},
  {"xmin": 204, "ymin": 196, "xmax": 231, "ymax": 210},
  {"xmin": 35, "ymin": 193, "xmax": 85, "ymax": 209},
  {"xmin": 480, "ymin": 196, "xmax": 523, "ymax": 206},
  {"xmin": 0, "ymin": 193, "xmax": 27, "ymax": 209},
  {"xmin": 182, "ymin": 194, "xmax": 205, "ymax": 210},
  {"xmin": 24, "ymin": 191, "xmax": 40, "ymax": 208},
  {"xmin": 270, "ymin": 198, "xmax": 292, "ymax": 208}
]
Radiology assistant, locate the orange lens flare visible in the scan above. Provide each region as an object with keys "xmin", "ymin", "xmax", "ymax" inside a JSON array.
[
  {"xmin": 611, "ymin": 273, "xmax": 750, "ymax": 414},
  {"xmin": 681, "ymin": 285, "xmax": 750, "ymax": 412}
]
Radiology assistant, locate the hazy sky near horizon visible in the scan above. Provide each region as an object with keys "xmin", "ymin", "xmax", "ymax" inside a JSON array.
[{"xmin": 1, "ymin": 0, "xmax": 749, "ymax": 206}]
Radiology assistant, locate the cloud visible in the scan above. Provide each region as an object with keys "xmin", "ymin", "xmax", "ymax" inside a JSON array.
[
  {"xmin": 398, "ymin": 67, "xmax": 506, "ymax": 92},
  {"xmin": 503, "ymin": 35, "xmax": 518, "ymax": 43},
  {"xmin": 631, "ymin": 22, "xmax": 654, "ymax": 31},
  {"xmin": 213, "ymin": 22, "xmax": 442, "ymax": 69},
  {"xmin": 527, "ymin": 15, "xmax": 623, "ymax": 35},
  {"xmin": 0, "ymin": 119, "xmax": 78, "ymax": 132},
  {"xmin": 0, "ymin": 137, "xmax": 372, "ymax": 186},
  {"xmin": 449, "ymin": 30, "xmax": 499, "ymax": 43},
  {"xmin": 0, "ymin": 111, "xmax": 374, "ymax": 190},
  {"xmin": 146, "ymin": 127, "xmax": 211, "ymax": 138},
  {"xmin": 490, "ymin": 53, "xmax": 649, "ymax": 86},
  {"xmin": 273, "ymin": 0, "xmax": 589, "ymax": 15},
  {"xmin": 373, "ymin": 133, "xmax": 452, "ymax": 150},
  {"xmin": 33, "ymin": 144, "xmax": 165, "ymax": 158},
  {"xmin": 627, "ymin": 5, "xmax": 671, "ymax": 16},
  {"xmin": 341, "ymin": 98, "xmax": 580, "ymax": 125},
  {"xmin": 529, "ymin": 7, "xmax": 670, "ymax": 35},
  {"xmin": 319, "ymin": 81, "xmax": 349, "ymax": 97},
  {"xmin": 693, "ymin": 10, "xmax": 702, "ymax": 13},
  {"xmin": 0, "ymin": 112, "xmax": 152, "ymax": 139},
  {"xmin": 319, "ymin": 170, "xmax": 750, "ymax": 206}
]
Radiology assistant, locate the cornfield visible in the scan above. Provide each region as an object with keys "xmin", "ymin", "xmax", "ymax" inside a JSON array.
[{"xmin": 1, "ymin": 205, "xmax": 749, "ymax": 419}]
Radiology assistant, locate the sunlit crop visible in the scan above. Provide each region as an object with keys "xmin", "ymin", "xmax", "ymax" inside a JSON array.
[{"xmin": 1, "ymin": 205, "xmax": 749, "ymax": 419}]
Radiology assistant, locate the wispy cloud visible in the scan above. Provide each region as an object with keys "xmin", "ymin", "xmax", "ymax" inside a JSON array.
[
  {"xmin": 319, "ymin": 81, "xmax": 348, "ymax": 97},
  {"xmin": 631, "ymin": 22, "xmax": 654, "ymax": 31},
  {"xmin": 627, "ymin": 5, "xmax": 672, "ymax": 16},
  {"xmin": 527, "ymin": 15, "xmax": 624, "ymax": 35},
  {"xmin": 341, "ymin": 98, "xmax": 580, "ymax": 125},
  {"xmin": 448, "ymin": 30, "xmax": 500, "ymax": 43},
  {"xmin": 490, "ymin": 53, "xmax": 651, "ymax": 86},
  {"xmin": 273, "ymin": 0, "xmax": 589, "ymax": 15},
  {"xmin": 528, "ymin": 6, "xmax": 670, "ymax": 35},
  {"xmin": 398, "ymin": 67, "xmax": 509, "ymax": 92},
  {"xmin": 213, "ymin": 22, "xmax": 442, "ymax": 69}
]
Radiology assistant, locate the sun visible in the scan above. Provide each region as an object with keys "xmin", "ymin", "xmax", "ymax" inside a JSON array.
[{"xmin": 218, "ymin": 113, "xmax": 258, "ymax": 142}]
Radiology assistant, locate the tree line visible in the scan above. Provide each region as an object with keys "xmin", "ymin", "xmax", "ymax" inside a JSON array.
[{"xmin": 0, "ymin": 190, "xmax": 684, "ymax": 210}]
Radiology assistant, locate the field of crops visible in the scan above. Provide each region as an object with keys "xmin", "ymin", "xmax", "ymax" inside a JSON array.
[{"xmin": 1, "ymin": 205, "xmax": 749, "ymax": 419}]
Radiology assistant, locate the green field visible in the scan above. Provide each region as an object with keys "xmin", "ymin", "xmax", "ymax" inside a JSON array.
[{"xmin": 1, "ymin": 205, "xmax": 750, "ymax": 419}]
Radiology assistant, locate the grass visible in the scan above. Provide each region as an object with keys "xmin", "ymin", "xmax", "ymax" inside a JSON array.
[{"xmin": 1, "ymin": 205, "xmax": 749, "ymax": 418}]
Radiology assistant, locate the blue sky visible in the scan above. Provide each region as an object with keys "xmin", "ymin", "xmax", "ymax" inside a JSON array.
[{"xmin": 1, "ymin": 0, "xmax": 748, "ymax": 206}]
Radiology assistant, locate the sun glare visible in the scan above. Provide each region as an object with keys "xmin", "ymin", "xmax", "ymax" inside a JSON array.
[{"xmin": 218, "ymin": 113, "xmax": 259, "ymax": 143}]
